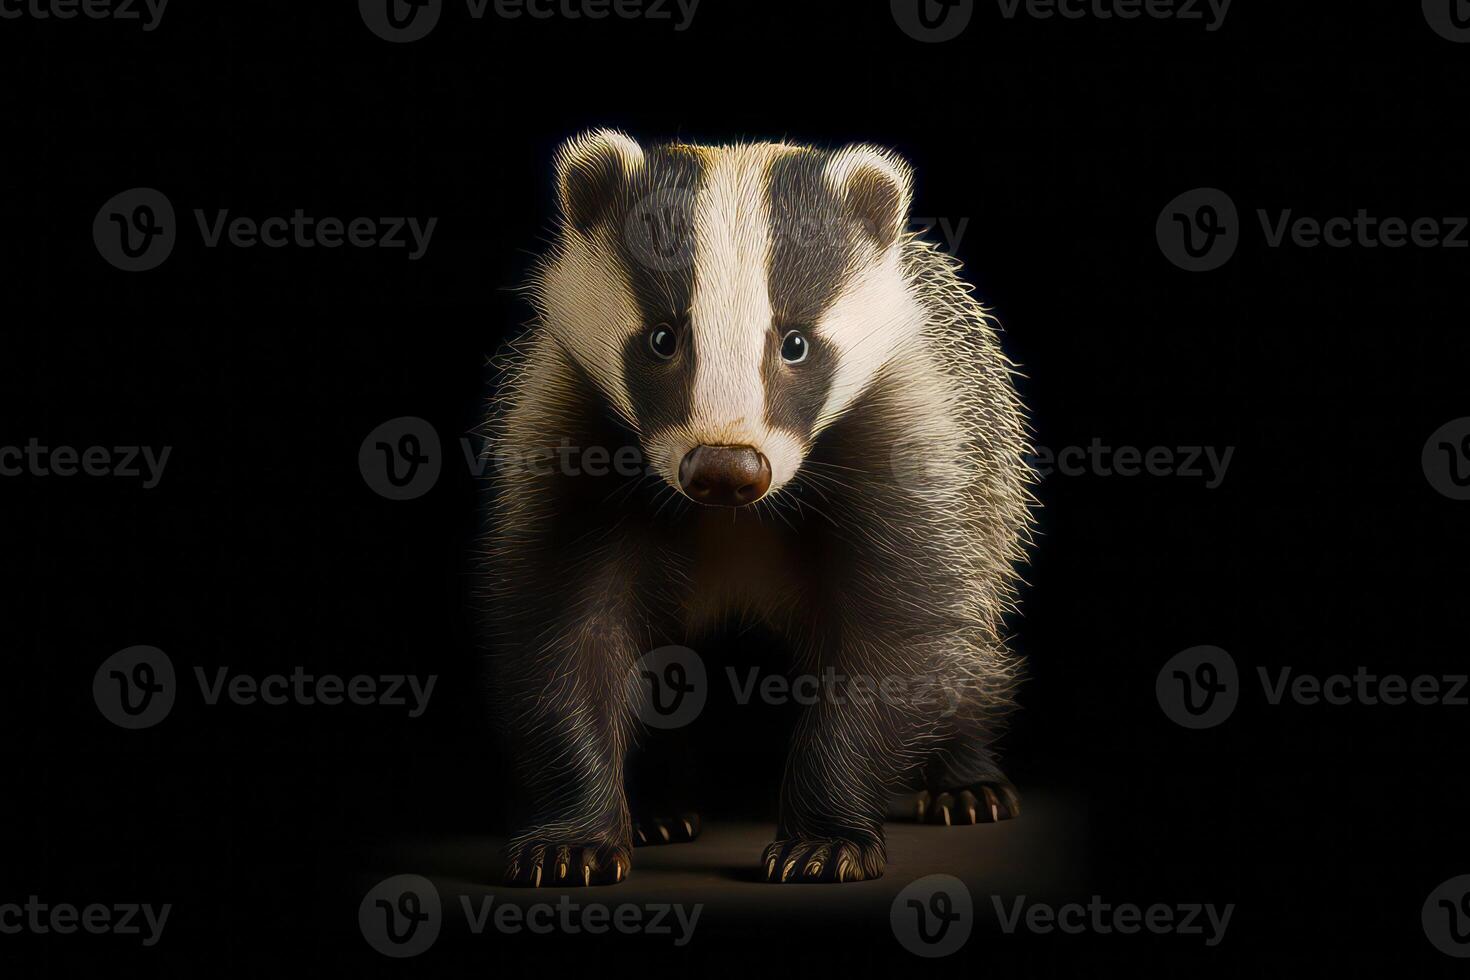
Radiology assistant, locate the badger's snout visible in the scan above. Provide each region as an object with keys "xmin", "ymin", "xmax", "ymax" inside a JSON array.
[{"xmin": 678, "ymin": 445, "xmax": 772, "ymax": 507}]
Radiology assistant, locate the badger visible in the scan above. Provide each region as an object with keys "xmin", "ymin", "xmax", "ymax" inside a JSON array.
[{"xmin": 481, "ymin": 130, "xmax": 1034, "ymax": 886}]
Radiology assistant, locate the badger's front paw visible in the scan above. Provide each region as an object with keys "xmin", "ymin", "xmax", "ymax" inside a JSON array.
[
  {"xmin": 504, "ymin": 837, "xmax": 632, "ymax": 887},
  {"xmin": 760, "ymin": 837, "xmax": 885, "ymax": 883},
  {"xmin": 914, "ymin": 782, "xmax": 1021, "ymax": 825}
]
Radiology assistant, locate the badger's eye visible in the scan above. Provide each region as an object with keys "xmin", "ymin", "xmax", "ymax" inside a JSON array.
[
  {"xmin": 647, "ymin": 324, "xmax": 678, "ymax": 360},
  {"xmin": 780, "ymin": 329, "xmax": 810, "ymax": 364}
]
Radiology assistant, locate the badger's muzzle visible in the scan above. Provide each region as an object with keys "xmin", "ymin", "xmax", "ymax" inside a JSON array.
[{"xmin": 678, "ymin": 445, "xmax": 772, "ymax": 507}]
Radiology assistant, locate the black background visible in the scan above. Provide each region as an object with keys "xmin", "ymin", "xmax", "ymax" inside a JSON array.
[{"xmin": 3, "ymin": 0, "xmax": 1469, "ymax": 975}]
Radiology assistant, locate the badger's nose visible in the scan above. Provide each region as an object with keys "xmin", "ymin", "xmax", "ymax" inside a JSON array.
[{"xmin": 678, "ymin": 445, "xmax": 772, "ymax": 507}]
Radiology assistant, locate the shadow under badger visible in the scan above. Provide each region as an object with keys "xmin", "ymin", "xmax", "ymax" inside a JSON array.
[{"xmin": 483, "ymin": 131, "xmax": 1034, "ymax": 886}]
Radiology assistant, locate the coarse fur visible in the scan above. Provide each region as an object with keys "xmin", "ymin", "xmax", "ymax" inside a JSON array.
[{"xmin": 478, "ymin": 130, "xmax": 1035, "ymax": 886}]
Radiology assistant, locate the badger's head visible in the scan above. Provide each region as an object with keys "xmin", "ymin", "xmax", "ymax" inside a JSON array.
[{"xmin": 533, "ymin": 129, "xmax": 926, "ymax": 507}]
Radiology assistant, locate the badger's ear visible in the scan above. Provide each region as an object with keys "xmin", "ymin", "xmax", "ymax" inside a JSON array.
[
  {"xmin": 554, "ymin": 129, "xmax": 645, "ymax": 235},
  {"xmin": 824, "ymin": 145, "xmax": 914, "ymax": 252}
]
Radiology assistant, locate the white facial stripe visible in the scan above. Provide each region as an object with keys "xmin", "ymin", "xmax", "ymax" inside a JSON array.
[
  {"xmin": 813, "ymin": 246, "xmax": 927, "ymax": 433},
  {"xmin": 688, "ymin": 144, "xmax": 783, "ymax": 445}
]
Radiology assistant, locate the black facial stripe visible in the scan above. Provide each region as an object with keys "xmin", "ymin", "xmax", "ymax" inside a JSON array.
[
  {"xmin": 610, "ymin": 145, "xmax": 706, "ymax": 327},
  {"xmin": 766, "ymin": 149, "xmax": 862, "ymax": 327},
  {"xmin": 764, "ymin": 326, "xmax": 836, "ymax": 438},
  {"xmin": 764, "ymin": 149, "xmax": 856, "ymax": 438},
  {"xmin": 607, "ymin": 146, "xmax": 706, "ymax": 437},
  {"xmin": 621, "ymin": 315, "xmax": 697, "ymax": 436}
]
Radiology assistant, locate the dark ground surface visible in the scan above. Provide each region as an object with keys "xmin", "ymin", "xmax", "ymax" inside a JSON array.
[{"xmin": 359, "ymin": 797, "xmax": 1084, "ymax": 928}]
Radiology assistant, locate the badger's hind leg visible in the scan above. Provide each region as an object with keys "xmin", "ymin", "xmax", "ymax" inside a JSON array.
[
  {"xmin": 911, "ymin": 783, "xmax": 1021, "ymax": 825},
  {"xmin": 624, "ymin": 660, "xmax": 703, "ymax": 847},
  {"xmin": 632, "ymin": 812, "xmax": 701, "ymax": 846},
  {"xmin": 903, "ymin": 739, "xmax": 1021, "ymax": 825}
]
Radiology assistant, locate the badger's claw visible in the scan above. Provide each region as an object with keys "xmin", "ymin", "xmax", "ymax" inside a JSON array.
[
  {"xmin": 632, "ymin": 811, "xmax": 701, "ymax": 847},
  {"xmin": 504, "ymin": 838, "xmax": 631, "ymax": 887},
  {"xmin": 913, "ymin": 782, "xmax": 1020, "ymax": 825},
  {"xmin": 760, "ymin": 837, "xmax": 884, "ymax": 883}
]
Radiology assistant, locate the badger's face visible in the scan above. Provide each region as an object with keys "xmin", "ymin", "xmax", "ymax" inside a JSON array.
[{"xmin": 535, "ymin": 130, "xmax": 927, "ymax": 507}]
